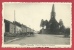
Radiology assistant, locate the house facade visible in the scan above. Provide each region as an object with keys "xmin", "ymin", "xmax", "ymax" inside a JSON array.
[
  {"xmin": 21, "ymin": 24, "xmax": 27, "ymax": 33},
  {"xmin": 4, "ymin": 19, "xmax": 34, "ymax": 35},
  {"xmin": 4, "ymin": 19, "xmax": 14, "ymax": 34}
]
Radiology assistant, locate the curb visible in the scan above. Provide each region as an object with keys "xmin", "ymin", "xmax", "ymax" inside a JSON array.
[{"xmin": 5, "ymin": 38, "xmax": 20, "ymax": 44}]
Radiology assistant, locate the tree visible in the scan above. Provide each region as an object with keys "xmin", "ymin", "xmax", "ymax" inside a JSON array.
[
  {"xmin": 59, "ymin": 19, "xmax": 63, "ymax": 26},
  {"xmin": 64, "ymin": 28, "xmax": 70, "ymax": 37},
  {"xmin": 40, "ymin": 19, "xmax": 45, "ymax": 34},
  {"xmin": 40, "ymin": 19, "xmax": 45, "ymax": 29},
  {"xmin": 59, "ymin": 19, "xmax": 65, "ymax": 34},
  {"xmin": 44, "ymin": 20, "xmax": 49, "ymax": 29}
]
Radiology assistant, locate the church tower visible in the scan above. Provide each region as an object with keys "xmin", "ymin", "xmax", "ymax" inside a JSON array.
[{"xmin": 48, "ymin": 4, "xmax": 59, "ymax": 34}]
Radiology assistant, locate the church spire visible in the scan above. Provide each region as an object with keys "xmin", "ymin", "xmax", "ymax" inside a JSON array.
[
  {"xmin": 51, "ymin": 4, "xmax": 55, "ymax": 19},
  {"xmin": 52, "ymin": 4, "xmax": 55, "ymax": 12}
]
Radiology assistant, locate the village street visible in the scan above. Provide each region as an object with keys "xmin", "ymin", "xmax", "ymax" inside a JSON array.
[{"xmin": 5, "ymin": 33, "xmax": 70, "ymax": 45}]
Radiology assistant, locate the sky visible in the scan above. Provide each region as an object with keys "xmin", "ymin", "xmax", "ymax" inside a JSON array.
[{"xmin": 3, "ymin": 2, "xmax": 72, "ymax": 31}]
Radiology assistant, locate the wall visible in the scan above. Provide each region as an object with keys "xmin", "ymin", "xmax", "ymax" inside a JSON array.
[
  {"xmin": 15, "ymin": 26, "xmax": 22, "ymax": 33},
  {"xmin": 10, "ymin": 23, "xmax": 14, "ymax": 34},
  {"xmin": 21, "ymin": 26, "xmax": 27, "ymax": 33},
  {"xmin": 27, "ymin": 27, "xmax": 31, "ymax": 32}
]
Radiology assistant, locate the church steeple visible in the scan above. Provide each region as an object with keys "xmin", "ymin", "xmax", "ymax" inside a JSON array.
[
  {"xmin": 45, "ymin": 4, "xmax": 59, "ymax": 34},
  {"xmin": 51, "ymin": 4, "xmax": 55, "ymax": 19},
  {"xmin": 52, "ymin": 4, "xmax": 55, "ymax": 12}
]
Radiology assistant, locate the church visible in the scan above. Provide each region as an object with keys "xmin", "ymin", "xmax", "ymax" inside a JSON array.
[
  {"xmin": 46, "ymin": 4, "xmax": 59, "ymax": 33},
  {"xmin": 40, "ymin": 4, "xmax": 60, "ymax": 34}
]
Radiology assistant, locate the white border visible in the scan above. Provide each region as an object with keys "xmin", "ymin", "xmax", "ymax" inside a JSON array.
[{"xmin": 2, "ymin": 2, "xmax": 72, "ymax": 48}]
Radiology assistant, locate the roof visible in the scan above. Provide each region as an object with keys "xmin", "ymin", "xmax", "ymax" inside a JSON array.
[
  {"xmin": 4, "ymin": 19, "xmax": 31, "ymax": 29},
  {"xmin": 4, "ymin": 19, "xmax": 13, "ymax": 24},
  {"xmin": 13, "ymin": 21, "xmax": 21, "ymax": 27},
  {"xmin": 21, "ymin": 24, "xmax": 27, "ymax": 28}
]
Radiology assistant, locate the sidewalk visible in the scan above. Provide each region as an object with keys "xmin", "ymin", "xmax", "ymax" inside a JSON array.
[{"xmin": 4, "ymin": 35, "xmax": 26, "ymax": 44}]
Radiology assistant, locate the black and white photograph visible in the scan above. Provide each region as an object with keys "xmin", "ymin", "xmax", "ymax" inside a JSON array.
[{"xmin": 2, "ymin": 2, "xmax": 72, "ymax": 48}]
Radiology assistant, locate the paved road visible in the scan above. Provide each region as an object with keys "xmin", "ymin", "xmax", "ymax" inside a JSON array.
[{"xmin": 6, "ymin": 34, "xmax": 70, "ymax": 45}]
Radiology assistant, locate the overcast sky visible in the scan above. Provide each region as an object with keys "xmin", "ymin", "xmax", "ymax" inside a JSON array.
[{"xmin": 3, "ymin": 2, "xmax": 72, "ymax": 31}]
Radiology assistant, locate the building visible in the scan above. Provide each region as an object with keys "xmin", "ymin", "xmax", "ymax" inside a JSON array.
[
  {"xmin": 13, "ymin": 21, "xmax": 22, "ymax": 34},
  {"xmin": 47, "ymin": 4, "xmax": 59, "ymax": 33},
  {"xmin": 21, "ymin": 24, "xmax": 27, "ymax": 33},
  {"xmin": 26, "ymin": 27, "xmax": 31, "ymax": 33},
  {"xmin": 4, "ymin": 19, "xmax": 35, "ymax": 36},
  {"xmin": 4, "ymin": 19, "xmax": 14, "ymax": 34},
  {"xmin": 40, "ymin": 4, "xmax": 60, "ymax": 34}
]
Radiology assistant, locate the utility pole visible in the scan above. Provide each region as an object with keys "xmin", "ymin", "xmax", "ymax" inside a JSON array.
[
  {"xmin": 14, "ymin": 10, "xmax": 15, "ymax": 22},
  {"xmin": 14, "ymin": 10, "xmax": 16, "ymax": 33},
  {"xmin": 29, "ymin": 25, "xmax": 31, "ymax": 32}
]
